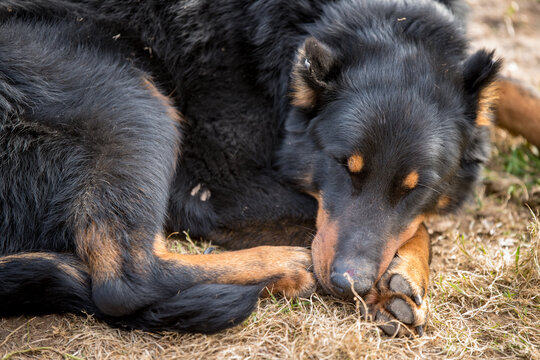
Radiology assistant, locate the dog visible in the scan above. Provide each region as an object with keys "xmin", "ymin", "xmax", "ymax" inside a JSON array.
[{"xmin": 0, "ymin": 0, "xmax": 518, "ymax": 337}]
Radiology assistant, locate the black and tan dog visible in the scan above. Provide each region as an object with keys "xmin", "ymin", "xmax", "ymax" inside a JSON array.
[{"xmin": 0, "ymin": 0, "xmax": 529, "ymax": 337}]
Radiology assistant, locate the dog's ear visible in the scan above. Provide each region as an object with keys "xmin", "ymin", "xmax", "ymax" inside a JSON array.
[
  {"xmin": 291, "ymin": 37, "xmax": 336, "ymax": 109},
  {"xmin": 462, "ymin": 50, "xmax": 502, "ymax": 126}
]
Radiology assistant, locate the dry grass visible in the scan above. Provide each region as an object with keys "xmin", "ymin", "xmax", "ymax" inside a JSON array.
[{"xmin": 1, "ymin": 0, "xmax": 540, "ymax": 359}]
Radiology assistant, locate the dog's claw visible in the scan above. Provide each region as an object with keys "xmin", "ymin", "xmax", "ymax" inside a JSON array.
[
  {"xmin": 416, "ymin": 325, "xmax": 424, "ymax": 337},
  {"xmin": 203, "ymin": 247, "xmax": 215, "ymax": 254},
  {"xmin": 413, "ymin": 294, "xmax": 422, "ymax": 306}
]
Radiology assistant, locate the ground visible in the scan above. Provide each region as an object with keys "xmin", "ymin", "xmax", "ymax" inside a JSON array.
[{"xmin": 1, "ymin": 0, "xmax": 539, "ymax": 359}]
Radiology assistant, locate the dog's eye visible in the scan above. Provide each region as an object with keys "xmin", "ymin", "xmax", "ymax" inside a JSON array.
[
  {"xmin": 399, "ymin": 186, "xmax": 414, "ymax": 197},
  {"xmin": 332, "ymin": 156, "xmax": 347, "ymax": 167}
]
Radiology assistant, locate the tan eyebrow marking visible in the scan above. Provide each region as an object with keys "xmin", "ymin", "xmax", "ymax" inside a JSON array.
[
  {"xmin": 437, "ymin": 195, "xmax": 450, "ymax": 209},
  {"xmin": 347, "ymin": 154, "xmax": 364, "ymax": 173},
  {"xmin": 403, "ymin": 171, "xmax": 419, "ymax": 189}
]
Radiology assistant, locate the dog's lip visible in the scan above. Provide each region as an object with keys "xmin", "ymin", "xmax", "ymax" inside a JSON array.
[{"xmin": 310, "ymin": 258, "xmax": 343, "ymax": 296}]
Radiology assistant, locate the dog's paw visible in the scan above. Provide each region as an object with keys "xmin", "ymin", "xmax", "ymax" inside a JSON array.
[
  {"xmin": 261, "ymin": 246, "xmax": 316, "ymax": 299},
  {"xmin": 368, "ymin": 225, "xmax": 430, "ymax": 337},
  {"xmin": 371, "ymin": 268, "xmax": 428, "ymax": 337}
]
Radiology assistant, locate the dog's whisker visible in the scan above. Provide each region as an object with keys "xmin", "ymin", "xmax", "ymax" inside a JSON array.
[{"xmin": 416, "ymin": 183, "xmax": 442, "ymax": 194}]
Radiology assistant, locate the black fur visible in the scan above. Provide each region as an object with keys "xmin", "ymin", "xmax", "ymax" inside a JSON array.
[
  {"xmin": 0, "ymin": 0, "xmax": 499, "ymax": 332},
  {"xmin": 116, "ymin": 284, "xmax": 263, "ymax": 334},
  {"xmin": 0, "ymin": 253, "xmax": 97, "ymax": 316}
]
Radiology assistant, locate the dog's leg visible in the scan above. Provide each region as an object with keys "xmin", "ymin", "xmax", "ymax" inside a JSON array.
[
  {"xmin": 151, "ymin": 236, "xmax": 315, "ymax": 299},
  {"xmin": 367, "ymin": 224, "xmax": 430, "ymax": 337},
  {"xmin": 495, "ymin": 78, "xmax": 540, "ymax": 148}
]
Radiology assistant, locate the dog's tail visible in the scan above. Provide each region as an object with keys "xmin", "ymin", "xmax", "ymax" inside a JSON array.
[
  {"xmin": 0, "ymin": 252, "xmax": 262, "ymax": 333},
  {"xmin": 115, "ymin": 283, "xmax": 262, "ymax": 334},
  {"xmin": 0, "ymin": 252, "xmax": 100, "ymax": 316}
]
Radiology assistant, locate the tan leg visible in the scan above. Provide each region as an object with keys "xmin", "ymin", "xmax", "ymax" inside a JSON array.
[
  {"xmin": 495, "ymin": 78, "xmax": 540, "ymax": 148},
  {"xmin": 153, "ymin": 236, "xmax": 316, "ymax": 298},
  {"xmin": 367, "ymin": 224, "xmax": 430, "ymax": 337}
]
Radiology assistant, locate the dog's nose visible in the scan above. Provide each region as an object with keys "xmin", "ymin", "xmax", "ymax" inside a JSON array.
[{"xmin": 330, "ymin": 264, "xmax": 374, "ymax": 298}]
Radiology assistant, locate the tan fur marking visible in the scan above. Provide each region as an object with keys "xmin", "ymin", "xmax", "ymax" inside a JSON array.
[
  {"xmin": 291, "ymin": 78, "xmax": 316, "ymax": 108},
  {"xmin": 403, "ymin": 171, "xmax": 419, "ymax": 189},
  {"xmin": 75, "ymin": 223, "xmax": 122, "ymax": 283},
  {"xmin": 437, "ymin": 195, "xmax": 450, "ymax": 209},
  {"xmin": 347, "ymin": 154, "xmax": 364, "ymax": 173},
  {"xmin": 142, "ymin": 77, "xmax": 183, "ymax": 124},
  {"xmin": 377, "ymin": 216, "xmax": 425, "ymax": 280},
  {"xmin": 311, "ymin": 194, "xmax": 339, "ymax": 294},
  {"xmin": 476, "ymin": 82, "xmax": 500, "ymax": 127},
  {"xmin": 57, "ymin": 262, "xmax": 88, "ymax": 284},
  {"xmin": 0, "ymin": 253, "xmax": 57, "ymax": 262}
]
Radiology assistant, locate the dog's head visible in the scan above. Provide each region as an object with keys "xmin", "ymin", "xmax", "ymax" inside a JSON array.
[{"xmin": 279, "ymin": 11, "xmax": 500, "ymax": 298}]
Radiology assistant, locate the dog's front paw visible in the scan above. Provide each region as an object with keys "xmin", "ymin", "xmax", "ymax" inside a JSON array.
[
  {"xmin": 368, "ymin": 224, "xmax": 430, "ymax": 336},
  {"xmin": 259, "ymin": 246, "xmax": 316, "ymax": 299}
]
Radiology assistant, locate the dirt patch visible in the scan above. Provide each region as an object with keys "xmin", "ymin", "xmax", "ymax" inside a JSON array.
[
  {"xmin": 468, "ymin": 0, "xmax": 540, "ymax": 88},
  {"xmin": 1, "ymin": 1, "xmax": 539, "ymax": 359}
]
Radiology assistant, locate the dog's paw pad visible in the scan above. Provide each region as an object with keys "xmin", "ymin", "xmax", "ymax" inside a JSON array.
[
  {"xmin": 386, "ymin": 297, "xmax": 414, "ymax": 324},
  {"xmin": 372, "ymin": 294, "xmax": 426, "ymax": 337},
  {"xmin": 375, "ymin": 311, "xmax": 400, "ymax": 337},
  {"xmin": 388, "ymin": 274, "xmax": 412, "ymax": 296},
  {"xmin": 387, "ymin": 273, "xmax": 424, "ymax": 305}
]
